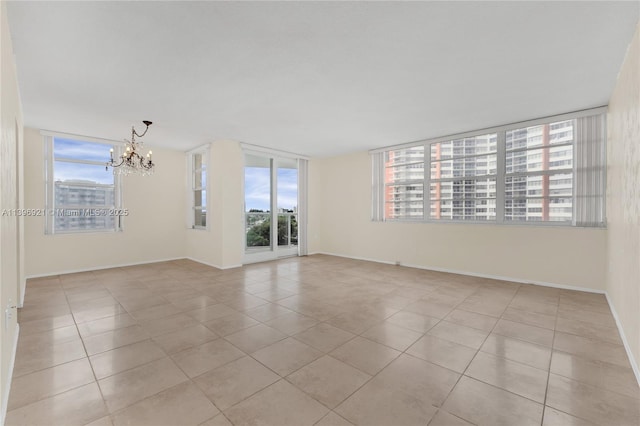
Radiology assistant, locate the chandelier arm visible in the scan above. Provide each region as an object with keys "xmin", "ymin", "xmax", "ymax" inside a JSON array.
[
  {"xmin": 107, "ymin": 158, "xmax": 126, "ymax": 168},
  {"xmin": 132, "ymin": 122, "xmax": 151, "ymax": 138}
]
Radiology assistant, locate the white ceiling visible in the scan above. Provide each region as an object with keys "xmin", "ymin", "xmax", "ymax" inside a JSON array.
[{"xmin": 7, "ymin": 1, "xmax": 639, "ymax": 157}]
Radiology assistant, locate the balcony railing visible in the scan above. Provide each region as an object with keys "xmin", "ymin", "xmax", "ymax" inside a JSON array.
[{"xmin": 245, "ymin": 212, "xmax": 298, "ymax": 248}]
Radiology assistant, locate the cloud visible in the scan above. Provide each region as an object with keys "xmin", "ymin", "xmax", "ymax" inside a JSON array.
[
  {"xmin": 54, "ymin": 138, "xmax": 114, "ymax": 162},
  {"xmin": 54, "ymin": 161, "xmax": 113, "ymax": 185},
  {"xmin": 245, "ymin": 166, "xmax": 298, "ymax": 211},
  {"xmin": 245, "ymin": 167, "xmax": 271, "ymax": 211}
]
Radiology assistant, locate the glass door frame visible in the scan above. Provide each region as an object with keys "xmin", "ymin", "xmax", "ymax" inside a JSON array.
[{"xmin": 243, "ymin": 151, "xmax": 300, "ymax": 264}]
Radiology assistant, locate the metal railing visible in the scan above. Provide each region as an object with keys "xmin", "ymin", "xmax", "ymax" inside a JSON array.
[{"xmin": 245, "ymin": 212, "xmax": 298, "ymax": 248}]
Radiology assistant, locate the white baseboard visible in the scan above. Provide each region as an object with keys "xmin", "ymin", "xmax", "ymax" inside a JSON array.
[
  {"xmin": 184, "ymin": 257, "xmax": 242, "ymax": 270},
  {"xmin": 312, "ymin": 251, "xmax": 606, "ymax": 294},
  {"xmin": 1, "ymin": 323, "xmax": 20, "ymax": 425},
  {"xmin": 24, "ymin": 257, "xmax": 186, "ymax": 279},
  {"xmin": 25, "ymin": 256, "xmax": 245, "ymax": 280},
  {"xmin": 606, "ymin": 293, "xmax": 640, "ymax": 387}
]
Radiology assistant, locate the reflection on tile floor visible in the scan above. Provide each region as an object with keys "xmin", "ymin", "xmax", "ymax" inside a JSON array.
[{"xmin": 6, "ymin": 255, "xmax": 640, "ymax": 425}]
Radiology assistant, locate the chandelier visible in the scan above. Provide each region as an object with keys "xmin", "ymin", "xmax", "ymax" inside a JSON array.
[{"xmin": 107, "ymin": 120, "xmax": 154, "ymax": 176}]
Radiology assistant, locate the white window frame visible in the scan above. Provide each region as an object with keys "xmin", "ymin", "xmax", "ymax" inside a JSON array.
[
  {"xmin": 187, "ymin": 145, "xmax": 210, "ymax": 230},
  {"xmin": 371, "ymin": 107, "xmax": 607, "ymax": 227},
  {"xmin": 43, "ymin": 131, "xmax": 123, "ymax": 235},
  {"xmin": 503, "ymin": 121, "xmax": 575, "ymax": 223},
  {"xmin": 427, "ymin": 133, "xmax": 499, "ymax": 222}
]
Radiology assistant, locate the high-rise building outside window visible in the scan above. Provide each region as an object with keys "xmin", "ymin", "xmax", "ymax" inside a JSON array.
[
  {"xmin": 372, "ymin": 108, "xmax": 606, "ymax": 227},
  {"xmin": 44, "ymin": 134, "xmax": 122, "ymax": 234}
]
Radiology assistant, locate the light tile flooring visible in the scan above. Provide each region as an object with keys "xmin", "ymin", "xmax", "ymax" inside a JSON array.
[{"xmin": 6, "ymin": 255, "xmax": 640, "ymax": 426}]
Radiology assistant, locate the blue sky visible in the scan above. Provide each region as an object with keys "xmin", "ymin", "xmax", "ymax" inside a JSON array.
[
  {"xmin": 54, "ymin": 138, "xmax": 112, "ymax": 161},
  {"xmin": 245, "ymin": 167, "xmax": 297, "ymax": 211},
  {"xmin": 54, "ymin": 138, "xmax": 114, "ymax": 184}
]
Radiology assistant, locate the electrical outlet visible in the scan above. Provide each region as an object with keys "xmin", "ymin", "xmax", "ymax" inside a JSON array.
[{"xmin": 5, "ymin": 299, "xmax": 16, "ymax": 330}]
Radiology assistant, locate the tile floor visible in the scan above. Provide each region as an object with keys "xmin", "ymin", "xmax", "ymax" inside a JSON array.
[{"xmin": 6, "ymin": 255, "xmax": 640, "ymax": 426}]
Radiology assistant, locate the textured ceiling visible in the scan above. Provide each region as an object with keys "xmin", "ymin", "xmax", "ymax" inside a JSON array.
[{"xmin": 7, "ymin": 1, "xmax": 639, "ymax": 157}]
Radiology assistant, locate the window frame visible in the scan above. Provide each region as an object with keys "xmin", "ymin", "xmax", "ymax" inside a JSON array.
[
  {"xmin": 187, "ymin": 145, "xmax": 210, "ymax": 230},
  {"xmin": 43, "ymin": 131, "xmax": 123, "ymax": 235},
  {"xmin": 371, "ymin": 107, "xmax": 607, "ymax": 227},
  {"xmin": 427, "ymin": 133, "xmax": 499, "ymax": 222},
  {"xmin": 383, "ymin": 146, "xmax": 425, "ymax": 221},
  {"xmin": 503, "ymin": 121, "xmax": 575, "ymax": 224}
]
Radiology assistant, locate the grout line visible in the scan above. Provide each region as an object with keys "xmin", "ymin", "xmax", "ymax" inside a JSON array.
[
  {"xmin": 434, "ymin": 283, "xmax": 523, "ymax": 419},
  {"xmin": 62, "ymin": 284, "xmax": 112, "ymax": 424},
  {"xmin": 540, "ymin": 286, "xmax": 561, "ymax": 424},
  {"xmin": 14, "ymin": 257, "xmax": 636, "ymax": 426}
]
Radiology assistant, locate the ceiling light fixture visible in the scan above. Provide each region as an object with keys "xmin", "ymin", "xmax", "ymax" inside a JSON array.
[{"xmin": 107, "ymin": 120, "xmax": 154, "ymax": 176}]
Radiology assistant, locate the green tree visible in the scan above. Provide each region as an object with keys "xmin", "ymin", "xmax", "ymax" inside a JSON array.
[
  {"xmin": 246, "ymin": 220, "xmax": 270, "ymax": 247},
  {"xmin": 246, "ymin": 215, "xmax": 298, "ymax": 247}
]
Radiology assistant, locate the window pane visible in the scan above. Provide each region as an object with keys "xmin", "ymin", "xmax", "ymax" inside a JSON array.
[
  {"xmin": 430, "ymin": 134, "xmax": 497, "ymax": 161},
  {"xmin": 54, "ymin": 138, "xmax": 112, "ymax": 162},
  {"xmin": 193, "ymin": 153, "xmax": 203, "ymax": 170},
  {"xmin": 385, "ymin": 201, "xmax": 424, "ymax": 220},
  {"xmin": 277, "ymin": 213, "xmax": 298, "ymax": 247},
  {"xmin": 387, "ymin": 162, "xmax": 424, "ymax": 182},
  {"xmin": 384, "ymin": 184, "xmax": 423, "ymax": 219},
  {"xmin": 431, "ymin": 154, "xmax": 497, "ymax": 179},
  {"xmin": 277, "ymin": 166, "xmax": 297, "ymax": 211},
  {"xmin": 506, "ymin": 145, "xmax": 573, "ymax": 174},
  {"xmin": 506, "ymin": 174, "xmax": 572, "ymax": 198},
  {"xmin": 54, "ymin": 180, "xmax": 115, "ymax": 207},
  {"xmin": 245, "ymin": 167, "xmax": 271, "ymax": 212},
  {"xmin": 505, "ymin": 197, "xmax": 572, "ymax": 222},
  {"xmin": 277, "ymin": 162, "xmax": 297, "ymax": 247},
  {"xmin": 430, "ymin": 178, "xmax": 497, "ymax": 200},
  {"xmin": 246, "ymin": 212, "xmax": 270, "ymax": 247},
  {"xmin": 51, "ymin": 139, "xmax": 118, "ymax": 233},
  {"xmin": 385, "ymin": 147, "xmax": 424, "ymax": 167},
  {"xmin": 245, "ymin": 154, "xmax": 272, "ymax": 250},
  {"xmin": 430, "ymin": 199, "xmax": 496, "ymax": 221},
  {"xmin": 383, "ymin": 147, "xmax": 425, "ymax": 220},
  {"xmin": 506, "ymin": 120, "xmax": 574, "ymax": 151},
  {"xmin": 549, "ymin": 173, "xmax": 573, "ymax": 196},
  {"xmin": 194, "ymin": 190, "xmax": 206, "ymax": 207},
  {"xmin": 386, "ymin": 184, "xmax": 423, "ymax": 202},
  {"xmin": 54, "ymin": 161, "xmax": 113, "ymax": 185},
  {"xmin": 54, "ymin": 214, "xmax": 116, "ymax": 233},
  {"xmin": 194, "ymin": 208, "xmax": 206, "ymax": 228},
  {"xmin": 190, "ymin": 150, "xmax": 207, "ymax": 230},
  {"xmin": 194, "ymin": 167, "xmax": 206, "ymax": 188}
]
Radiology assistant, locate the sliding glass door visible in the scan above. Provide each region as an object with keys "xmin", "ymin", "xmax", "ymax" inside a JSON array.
[{"xmin": 244, "ymin": 153, "xmax": 299, "ymax": 263}]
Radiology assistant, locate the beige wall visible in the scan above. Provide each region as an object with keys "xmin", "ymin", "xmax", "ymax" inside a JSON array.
[
  {"xmin": 309, "ymin": 150, "xmax": 607, "ymax": 291},
  {"xmin": 607, "ymin": 20, "xmax": 640, "ymax": 379},
  {"xmin": 185, "ymin": 140, "xmax": 243, "ymax": 269},
  {"xmin": 0, "ymin": 1, "xmax": 24, "ymax": 421},
  {"xmin": 23, "ymin": 127, "xmax": 187, "ymax": 277}
]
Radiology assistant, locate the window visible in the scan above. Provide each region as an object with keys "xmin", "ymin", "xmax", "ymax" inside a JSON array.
[
  {"xmin": 384, "ymin": 147, "xmax": 424, "ymax": 219},
  {"xmin": 430, "ymin": 134, "xmax": 497, "ymax": 221},
  {"xmin": 44, "ymin": 134, "xmax": 121, "ymax": 234},
  {"xmin": 372, "ymin": 109, "xmax": 606, "ymax": 227},
  {"xmin": 188, "ymin": 147, "xmax": 208, "ymax": 229},
  {"xmin": 505, "ymin": 120, "xmax": 574, "ymax": 223}
]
